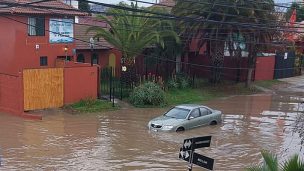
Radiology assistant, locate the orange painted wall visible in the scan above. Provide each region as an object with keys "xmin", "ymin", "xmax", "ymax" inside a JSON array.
[
  {"xmin": 0, "ymin": 15, "xmax": 76, "ymax": 75},
  {"xmin": 255, "ymin": 56, "xmax": 275, "ymax": 81},
  {"xmin": 0, "ymin": 15, "xmax": 83, "ymax": 115},
  {"xmin": 76, "ymin": 49, "xmax": 122, "ymax": 69},
  {"xmin": 64, "ymin": 66, "xmax": 98, "ymax": 104},
  {"xmin": 0, "ymin": 74, "xmax": 23, "ymax": 115}
]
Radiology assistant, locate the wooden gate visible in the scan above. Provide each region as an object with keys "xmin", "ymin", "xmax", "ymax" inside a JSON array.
[{"xmin": 23, "ymin": 68, "xmax": 64, "ymax": 111}]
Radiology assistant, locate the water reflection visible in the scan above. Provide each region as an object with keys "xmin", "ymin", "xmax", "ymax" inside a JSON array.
[{"xmin": 0, "ymin": 93, "xmax": 303, "ymax": 171}]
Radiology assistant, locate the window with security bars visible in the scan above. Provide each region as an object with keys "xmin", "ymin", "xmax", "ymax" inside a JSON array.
[{"xmin": 28, "ymin": 17, "xmax": 45, "ymax": 36}]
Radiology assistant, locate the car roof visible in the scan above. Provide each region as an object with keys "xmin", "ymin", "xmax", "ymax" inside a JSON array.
[{"xmin": 175, "ymin": 104, "xmax": 210, "ymax": 110}]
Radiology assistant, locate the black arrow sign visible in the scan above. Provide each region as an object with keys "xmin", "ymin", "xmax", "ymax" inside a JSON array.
[
  {"xmin": 192, "ymin": 152, "xmax": 214, "ymax": 170},
  {"xmin": 182, "ymin": 136, "xmax": 212, "ymax": 151},
  {"xmin": 179, "ymin": 148, "xmax": 191, "ymax": 162}
]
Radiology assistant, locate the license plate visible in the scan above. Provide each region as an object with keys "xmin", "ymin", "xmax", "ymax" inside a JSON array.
[{"xmin": 151, "ymin": 128, "xmax": 158, "ymax": 132}]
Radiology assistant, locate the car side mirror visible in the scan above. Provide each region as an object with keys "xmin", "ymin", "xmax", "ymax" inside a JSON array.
[{"xmin": 189, "ymin": 116, "xmax": 194, "ymax": 120}]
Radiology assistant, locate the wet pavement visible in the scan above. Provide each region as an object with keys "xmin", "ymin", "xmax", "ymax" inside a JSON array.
[
  {"xmin": 0, "ymin": 92, "xmax": 303, "ymax": 171},
  {"xmin": 279, "ymin": 75, "xmax": 304, "ymax": 93}
]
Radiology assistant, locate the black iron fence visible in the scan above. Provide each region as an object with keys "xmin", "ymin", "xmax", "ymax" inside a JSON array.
[
  {"xmin": 100, "ymin": 65, "xmax": 198, "ymax": 101},
  {"xmin": 100, "ymin": 67, "xmax": 137, "ymax": 100}
]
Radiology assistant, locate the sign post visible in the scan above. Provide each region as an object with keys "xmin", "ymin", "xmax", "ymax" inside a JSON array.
[{"xmin": 179, "ymin": 136, "xmax": 214, "ymax": 171}]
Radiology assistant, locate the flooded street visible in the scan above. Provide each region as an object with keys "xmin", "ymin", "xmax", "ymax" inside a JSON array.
[{"xmin": 0, "ymin": 92, "xmax": 303, "ymax": 171}]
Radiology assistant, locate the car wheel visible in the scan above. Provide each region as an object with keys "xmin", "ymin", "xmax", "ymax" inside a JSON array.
[
  {"xmin": 176, "ymin": 127, "xmax": 185, "ymax": 132},
  {"xmin": 210, "ymin": 121, "xmax": 217, "ymax": 125}
]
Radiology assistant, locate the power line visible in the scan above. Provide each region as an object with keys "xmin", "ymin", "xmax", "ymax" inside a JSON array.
[
  {"xmin": 1, "ymin": 12, "xmax": 298, "ymax": 48},
  {"xmin": 131, "ymin": 0, "xmax": 304, "ymax": 28},
  {"xmin": 2, "ymin": 15, "xmax": 302, "ymax": 72},
  {"xmin": 2, "ymin": 0, "xmax": 304, "ymax": 33},
  {"xmin": 80, "ymin": 0, "xmax": 295, "ymax": 31}
]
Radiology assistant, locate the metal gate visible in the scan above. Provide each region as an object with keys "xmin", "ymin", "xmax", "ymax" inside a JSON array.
[
  {"xmin": 23, "ymin": 68, "xmax": 64, "ymax": 111},
  {"xmin": 100, "ymin": 67, "xmax": 136, "ymax": 100},
  {"xmin": 274, "ymin": 52, "xmax": 296, "ymax": 79}
]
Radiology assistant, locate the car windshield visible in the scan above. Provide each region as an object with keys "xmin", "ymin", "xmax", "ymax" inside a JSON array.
[{"xmin": 164, "ymin": 107, "xmax": 190, "ymax": 119}]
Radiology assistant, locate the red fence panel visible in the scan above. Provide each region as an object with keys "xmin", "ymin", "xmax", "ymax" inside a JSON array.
[
  {"xmin": 255, "ymin": 56, "xmax": 275, "ymax": 81},
  {"xmin": 0, "ymin": 73, "xmax": 23, "ymax": 115},
  {"xmin": 64, "ymin": 66, "xmax": 98, "ymax": 104}
]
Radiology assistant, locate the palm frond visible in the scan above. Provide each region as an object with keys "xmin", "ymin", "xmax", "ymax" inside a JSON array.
[
  {"xmin": 281, "ymin": 154, "xmax": 304, "ymax": 171},
  {"xmin": 261, "ymin": 151, "xmax": 278, "ymax": 171}
]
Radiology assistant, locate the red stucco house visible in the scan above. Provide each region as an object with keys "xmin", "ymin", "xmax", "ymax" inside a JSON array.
[
  {"xmin": 144, "ymin": 0, "xmax": 276, "ymax": 82},
  {"xmin": 74, "ymin": 16, "xmax": 122, "ymax": 73},
  {"xmin": 0, "ymin": 0, "xmax": 99, "ymax": 118}
]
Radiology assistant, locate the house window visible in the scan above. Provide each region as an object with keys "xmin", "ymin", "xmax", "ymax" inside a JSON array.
[
  {"xmin": 77, "ymin": 54, "xmax": 85, "ymax": 63},
  {"xmin": 28, "ymin": 17, "xmax": 45, "ymax": 36},
  {"xmin": 40, "ymin": 56, "xmax": 48, "ymax": 66}
]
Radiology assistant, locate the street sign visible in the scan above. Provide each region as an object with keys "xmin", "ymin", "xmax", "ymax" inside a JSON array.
[
  {"xmin": 179, "ymin": 148, "xmax": 191, "ymax": 162},
  {"xmin": 192, "ymin": 152, "xmax": 214, "ymax": 170},
  {"xmin": 182, "ymin": 136, "xmax": 212, "ymax": 151}
]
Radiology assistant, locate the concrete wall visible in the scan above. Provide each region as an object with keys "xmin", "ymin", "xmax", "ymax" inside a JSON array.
[
  {"xmin": 255, "ymin": 56, "xmax": 275, "ymax": 81},
  {"xmin": 64, "ymin": 66, "xmax": 98, "ymax": 104},
  {"xmin": 0, "ymin": 66, "xmax": 98, "ymax": 115},
  {"xmin": 189, "ymin": 54, "xmax": 275, "ymax": 81},
  {"xmin": 0, "ymin": 74, "xmax": 23, "ymax": 115}
]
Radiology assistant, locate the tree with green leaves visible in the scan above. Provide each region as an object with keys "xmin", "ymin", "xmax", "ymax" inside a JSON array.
[
  {"xmin": 246, "ymin": 151, "xmax": 304, "ymax": 171},
  {"xmin": 172, "ymin": 0, "xmax": 279, "ymax": 86},
  {"xmin": 78, "ymin": 1, "xmax": 90, "ymax": 12},
  {"xmin": 144, "ymin": 6, "xmax": 183, "ymax": 79},
  {"xmin": 88, "ymin": 2, "xmax": 179, "ymax": 84},
  {"xmin": 286, "ymin": 2, "xmax": 304, "ymax": 22}
]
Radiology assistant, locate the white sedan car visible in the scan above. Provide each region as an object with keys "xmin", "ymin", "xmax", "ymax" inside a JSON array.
[{"xmin": 148, "ymin": 104, "xmax": 222, "ymax": 132}]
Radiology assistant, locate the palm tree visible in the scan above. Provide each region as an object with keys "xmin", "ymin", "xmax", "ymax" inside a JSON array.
[
  {"xmin": 88, "ymin": 2, "xmax": 179, "ymax": 84},
  {"xmin": 246, "ymin": 151, "xmax": 304, "ymax": 171},
  {"xmin": 144, "ymin": 6, "xmax": 183, "ymax": 80},
  {"xmin": 173, "ymin": 0, "xmax": 229, "ymax": 84},
  {"xmin": 172, "ymin": 0, "xmax": 278, "ymax": 85}
]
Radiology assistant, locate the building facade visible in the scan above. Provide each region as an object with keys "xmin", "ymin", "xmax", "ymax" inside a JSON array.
[{"xmin": 0, "ymin": 0, "xmax": 99, "ymax": 117}]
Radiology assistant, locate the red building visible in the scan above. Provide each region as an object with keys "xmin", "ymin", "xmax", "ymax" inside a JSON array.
[
  {"xmin": 0, "ymin": 0, "xmax": 99, "ymax": 117},
  {"xmin": 74, "ymin": 16, "xmax": 122, "ymax": 73},
  {"xmin": 146, "ymin": 0, "xmax": 276, "ymax": 82}
]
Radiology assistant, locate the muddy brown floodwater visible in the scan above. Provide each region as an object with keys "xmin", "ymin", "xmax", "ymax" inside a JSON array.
[{"xmin": 0, "ymin": 93, "xmax": 303, "ymax": 171}]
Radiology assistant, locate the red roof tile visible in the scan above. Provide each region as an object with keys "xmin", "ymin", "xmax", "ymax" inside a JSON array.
[
  {"xmin": 0, "ymin": 0, "xmax": 86, "ymax": 16},
  {"xmin": 75, "ymin": 16, "xmax": 112, "ymax": 50}
]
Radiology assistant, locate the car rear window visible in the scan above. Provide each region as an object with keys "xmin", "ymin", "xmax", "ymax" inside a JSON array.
[{"xmin": 165, "ymin": 107, "xmax": 190, "ymax": 119}]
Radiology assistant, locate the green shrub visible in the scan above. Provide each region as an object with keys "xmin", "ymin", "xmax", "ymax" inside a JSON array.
[
  {"xmin": 179, "ymin": 77, "xmax": 190, "ymax": 89},
  {"xmin": 168, "ymin": 73, "xmax": 190, "ymax": 89},
  {"xmin": 130, "ymin": 82, "xmax": 166, "ymax": 106},
  {"xmin": 167, "ymin": 79, "xmax": 179, "ymax": 89}
]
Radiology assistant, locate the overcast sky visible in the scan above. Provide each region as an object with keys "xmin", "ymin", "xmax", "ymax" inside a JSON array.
[{"xmin": 92, "ymin": 0, "xmax": 294, "ymax": 7}]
